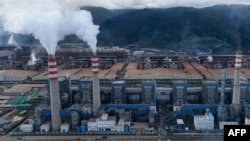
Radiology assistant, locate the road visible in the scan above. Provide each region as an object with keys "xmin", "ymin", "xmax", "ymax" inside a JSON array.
[{"xmin": 1, "ymin": 134, "xmax": 223, "ymax": 141}]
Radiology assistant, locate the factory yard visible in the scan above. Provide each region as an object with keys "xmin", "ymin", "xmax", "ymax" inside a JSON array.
[{"xmin": 0, "ymin": 46, "xmax": 248, "ymax": 140}]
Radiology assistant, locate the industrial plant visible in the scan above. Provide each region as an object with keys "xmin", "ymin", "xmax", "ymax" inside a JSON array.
[{"xmin": 0, "ymin": 44, "xmax": 249, "ymax": 138}]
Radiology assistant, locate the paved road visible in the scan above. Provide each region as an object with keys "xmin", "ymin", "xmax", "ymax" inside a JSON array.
[{"xmin": 1, "ymin": 134, "xmax": 223, "ymax": 141}]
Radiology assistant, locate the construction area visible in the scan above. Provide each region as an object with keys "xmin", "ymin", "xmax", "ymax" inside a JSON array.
[{"xmin": 0, "ymin": 44, "xmax": 249, "ymax": 137}]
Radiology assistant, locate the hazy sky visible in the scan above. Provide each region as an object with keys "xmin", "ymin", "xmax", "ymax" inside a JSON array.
[{"xmin": 62, "ymin": 0, "xmax": 250, "ymax": 9}]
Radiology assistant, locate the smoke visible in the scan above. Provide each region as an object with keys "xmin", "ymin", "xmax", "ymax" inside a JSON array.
[
  {"xmin": 27, "ymin": 51, "xmax": 39, "ymax": 66},
  {"xmin": 0, "ymin": 25, "xmax": 4, "ymax": 44},
  {"xmin": 0, "ymin": 0, "xmax": 99, "ymax": 55},
  {"xmin": 0, "ymin": 20, "xmax": 9, "ymax": 44},
  {"xmin": 207, "ymin": 55, "xmax": 213, "ymax": 62},
  {"xmin": 7, "ymin": 34, "xmax": 17, "ymax": 46},
  {"xmin": 51, "ymin": 0, "xmax": 250, "ymax": 9},
  {"xmin": 7, "ymin": 34, "xmax": 24, "ymax": 50}
]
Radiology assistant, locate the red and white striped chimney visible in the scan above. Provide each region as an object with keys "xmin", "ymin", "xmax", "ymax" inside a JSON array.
[
  {"xmin": 48, "ymin": 57, "xmax": 58, "ymax": 81},
  {"xmin": 91, "ymin": 55, "xmax": 101, "ymax": 117},
  {"xmin": 232, "ymin": 50, "xmax": 241, "ymax": 115},
  {"xmin": 48, "ymin": 56, "xmax": 62, "ymax": 131},
  {"xmin": 92, "ymin": 55, "xmax": 99, "ymax": 74}
]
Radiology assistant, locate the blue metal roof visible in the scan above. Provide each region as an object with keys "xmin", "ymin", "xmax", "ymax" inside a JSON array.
[
  {"xmin": 112, "ymin": 81, "xmax": 125, "ymax": 86},
  {"xmin": 78, "ymin": 77, "xmax": 92, "ymax": 83},
  {"xmin": 141, "ymin": 81, "xmax": 156, "ymax": 86},
  {"xmin": 202, "ymin": 81, "xmax": 218, "ymax": 86},
  {"xmin": 173, "ymin": 81, "xmax": 187, "ymax": 87},
  {"xmin": 102, "ymin": 104, "xmax": 150, "ymax": 109},
  {"xmin": 181, "ymin": 104, "xmax": 218, "ymax": 110},
  {"xmin": 240, "ymin": 82, "xmax": 250, "ymax": 87}
]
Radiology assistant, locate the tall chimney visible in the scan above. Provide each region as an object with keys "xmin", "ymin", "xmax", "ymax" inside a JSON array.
[
  {"xmin": 232, "ymin": 50, "xmax": 242, "ymax": 115},
  {"xmin": 220, "ymin": 69, "xmax": 226, "ymax": 106},
  {"xmin": 91, "ymin": 55, "xmax": 101, "ymax": 117},
  {"xmin": 48, "ymin": 55, "xmax": 62, "ymax": 131},
  {"xmin": 217, "ymin": 69, "xmax": 227, "ymax": 122}
]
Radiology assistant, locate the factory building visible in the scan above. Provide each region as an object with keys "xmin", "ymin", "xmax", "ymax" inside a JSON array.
[
  {"xmin": 245, "ymin": 117, "xmax": 250, "ymax": 125},
  {"xmin": 78, "ymin": 78, "xmax": 92, "ymax": 103},
  {"xmin": 111, "ymin": 81, "xmax": 126, "ymax": 104},
  {"xmin": 156, "ymin": 87, "xmax": 171, "ymax": 105},
  {"xmin": 87, "ymin": 113, "xmax": 117, "ymax": 132},
  {"xmin": 19, "ymin": 124, "xmax": 34, "ymax": 133},
  {"xmin": 202, "ymin": 81, "xmax": 218, "ymax": 104},
  {"xmin": 141, "ymin": 81, "xmax": 156, "ymax": 104},
  {"xmin": 194, "ymin": 110, "xmax": 214, "ymax": 130},
  {"xmin": 219, "ymin": 121, "xmax": 239, "ymax": 130},
  {"xmin": 186, "ymin": 87, "xmax": 201, "ymax": 104},
  {"xmin": 126, "ymin": 87, "xmax": 141, "ymax": 104},
  {"xmin": 172, "ymin": 81, "xmax": 187, "ymax": 104},
  {"xmin": 239, "ymin": 81, "xmax": 250, "ymax": 104},
  {"xmin": 2, "ymin": 45, "xmax": 250, "ymax": 135}
]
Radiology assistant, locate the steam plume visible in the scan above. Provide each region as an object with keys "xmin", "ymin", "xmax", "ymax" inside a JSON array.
[
  {"xmin": 7, "ymin": 34, "xmax": 17, "ymax": 46},
  {"xmin": 207, "ymin": 55, "xmax": 213, "ymax": 62},
  {"xmin": 27, "ymin": 51, "xmax": 39, "ymax": 66},
  {"xmin": 0, "ymin": 0, "xmax": 99, "ymax": 55}
]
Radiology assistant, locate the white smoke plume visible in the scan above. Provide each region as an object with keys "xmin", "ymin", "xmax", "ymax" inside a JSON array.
[
  {"xmin": 7, "ymin": 34, "xmax": 17, "ymax": 46},
  {"xmin": 27, "ymin": 51, "xmax": 39, "ymax": 66},
  {"xmin": 0, "ymin": 0, "xmax": 99, "ymax": 55},
  {"xmin": 40, "ymin": 0, "xmax": 250, "ymax": 9},
  {"xmin": 207, "ymin": 55, "xmax": 213, "ymax": 62}
]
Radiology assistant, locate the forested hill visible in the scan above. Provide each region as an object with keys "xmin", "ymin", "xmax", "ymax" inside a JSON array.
[{"xmin": 94, "ymin": 5, "xmax": 250, "ymax": 54}]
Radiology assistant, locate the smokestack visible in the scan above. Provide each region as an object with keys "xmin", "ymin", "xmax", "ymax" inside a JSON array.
[
  {"xmin": 91, "ymin": 55, "xmax": 101, "ymax": 117},
  {"xmin": 217, "ymin": 69, "xmax": 227, "ymax": 122},
  {"xmin": 232, "ymin": 50, "xmax": 242, "ymax": 115},
  {"xmin": 48, "ymin": 55, "xmax": 62, "ymax": 131},
  {"xmin": 221, "ymin": 70, "xmax": 226, "ymax": 106}
]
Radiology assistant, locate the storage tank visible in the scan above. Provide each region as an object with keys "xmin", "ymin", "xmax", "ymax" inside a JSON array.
[
  {"xmin": 60, "ymin": 109, "xmax": 68, "ymax": 117},
  {"xmin": 76, "ymin": 126, "xmax": 81, "ymax": 133},
  {"xmin": 81, "ymin": 112, "xmax": 90, "ymax": 120},
  {"xmin": 176, "ymin": 119, "xmax": 185, "ymax": 130},
  {"xmin": 40, "ymin": 123, "xmax": 50, "ymax": 133},
  {"xmin": 60, "ymin": 123, "xmax": 69, "ymax": 133},
  {"xmin": 42, "ymin": 109, "xmax": 51, "ymax": 122},
  {"xmin": 124, "ymin": 124, "xmax": 129, "ymax": 133},
  {"xmin": 42, "ymin": 109, "xmax": 51, "ymax": 117},
  {"xmin": 81, "ymin": 125, "xmax": 87, "ymax": 133}
]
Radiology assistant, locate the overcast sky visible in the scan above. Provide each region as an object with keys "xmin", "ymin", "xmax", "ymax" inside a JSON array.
[{"xmin": 63, "ymin": 0, "xmax": 250, "ymax": 9}]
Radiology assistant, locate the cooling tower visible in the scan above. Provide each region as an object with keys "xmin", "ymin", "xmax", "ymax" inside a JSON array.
[
  {"xmin": 232, "ymin": 50, "xmax": 242, "ymax": 115},
  {"xmin": 92, "ymin": 55, "xmax": 101, "ymax": 117},
  {"xmin": 48, "ymin": 55, "xmax": 62, "ymax": 131}
]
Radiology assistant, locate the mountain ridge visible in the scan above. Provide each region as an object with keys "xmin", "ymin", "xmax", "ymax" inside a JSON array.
[{"xmin": 1, "ymin": 4, "xmax": 250, "ymax": 54}]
